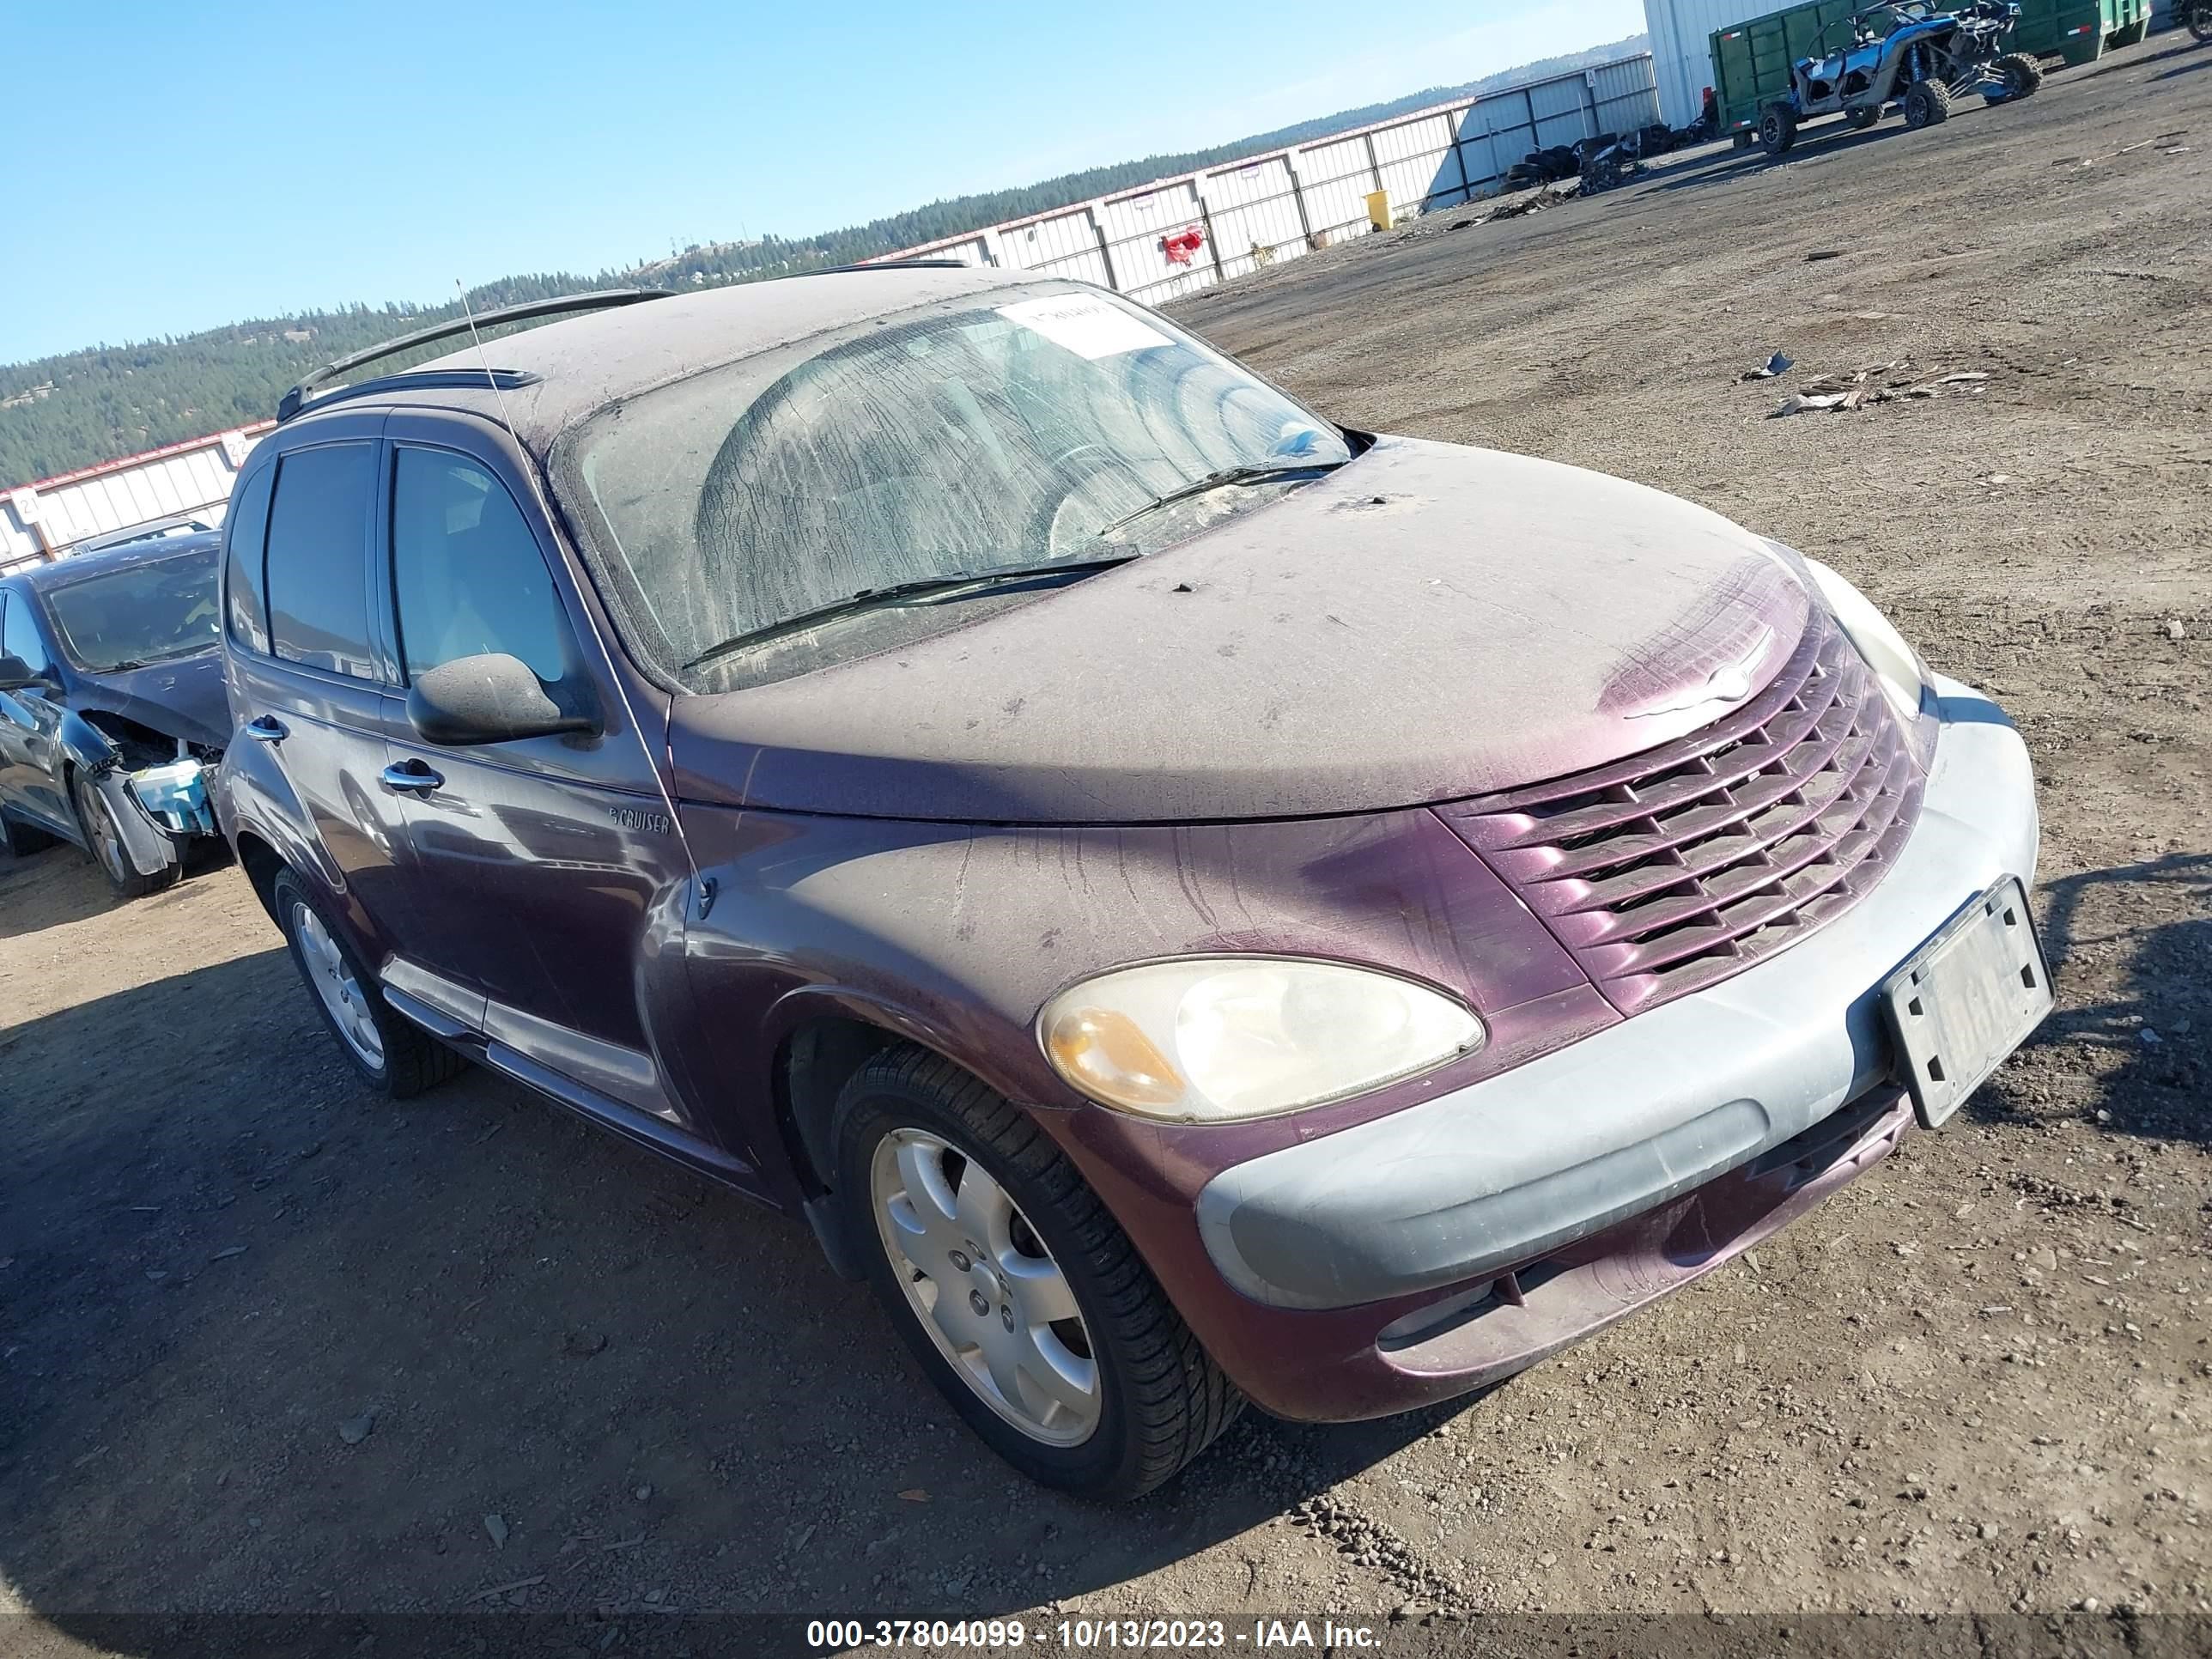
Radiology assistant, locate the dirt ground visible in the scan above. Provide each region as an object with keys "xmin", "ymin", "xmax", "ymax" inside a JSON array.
[{"xmin": 3, "ymin": 28, "xmax": 2208, "ymax": 1656}]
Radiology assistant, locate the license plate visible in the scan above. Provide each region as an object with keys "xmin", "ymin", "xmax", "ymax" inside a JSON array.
[{"xmin": 1881, "ymin": 878, "xmax": 2053, "ymax": 1128}]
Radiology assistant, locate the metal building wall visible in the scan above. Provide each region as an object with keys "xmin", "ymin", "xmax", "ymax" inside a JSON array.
[
  {"xmin": 1644, "ymin": 0, "xmax": 1792, "ymax": 126},
  {"xmin": 0, "ymin": 422, "xmax": 272, "ymax": 570},
  {"xmin": 873, "ymin": 54, "xmax": 1662, "ymax": 305}
]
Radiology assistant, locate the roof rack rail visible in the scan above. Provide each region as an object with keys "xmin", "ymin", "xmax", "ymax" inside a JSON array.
[
  {"xmin": 276, "ymin": 289, "xmax": 670, "ymax": 422},
  {"xmin": 822, "ymin": 258, "xmax": 977, "ymax": 274},
  {"xmin": 276, "ymin": 368, "xmax": 545, "ymax": 424}
]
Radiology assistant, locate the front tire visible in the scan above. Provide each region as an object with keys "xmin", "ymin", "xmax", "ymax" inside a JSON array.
[
  {"xmin": 1846, "ymin": 104, "xmax": 1884, "ymax": 131},
  {"xmin": 2191, "ymin": 4, "xmax": 2212, "ymax": 45},
  {"xmin": 70, "ymin": 769, "xmax": 179, "ymax": 899},
  {"xmin": 1903, "ymin": 78, "xmax": 1953, "ymax": 131},
  {"xmin": 1987, "ymin": 52, "xmax": 2043, "ymax": 103},
  {"xmin": 835, "ymin": 1047, "xmax": 1241, "ymax": 1500},
  {"xmin": 271, "ymin": 866, "xmax": 463, "ymax": 1098}
]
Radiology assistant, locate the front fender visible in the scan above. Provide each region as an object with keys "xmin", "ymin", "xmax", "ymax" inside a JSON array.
[
  {"xmin": 91, "ymin": 771, "xmax": 180, "ymax": 878},
  {"xmin": 56, "ymin": 710, "xmax": 118, "ymax": 774},
  {"xmin": 672, "ymin": 800, "xmax": 1605, "ymax": 1223},
  {"xmin": 53, "ymin": 714, "xmax": 179, "ymax": 878}
]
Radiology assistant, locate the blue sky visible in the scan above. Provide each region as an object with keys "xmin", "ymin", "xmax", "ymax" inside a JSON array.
[{"xmin": 4, "ymin": 0, "xmax": 1645, "ymax": 364}]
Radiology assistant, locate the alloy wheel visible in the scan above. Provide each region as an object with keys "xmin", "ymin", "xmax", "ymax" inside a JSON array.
[
  {"xmin": 290, "ymin": 900, "xmax": 384, "ymax": 1068},
  {"xmin": 869, "ymin": 1127, "xmax": 1101, "ymax": 1446}
]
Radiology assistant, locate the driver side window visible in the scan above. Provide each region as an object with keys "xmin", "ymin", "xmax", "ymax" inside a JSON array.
[{"xmin": 390, "ymin": 447, "xmax": 577, "ymax": 687}]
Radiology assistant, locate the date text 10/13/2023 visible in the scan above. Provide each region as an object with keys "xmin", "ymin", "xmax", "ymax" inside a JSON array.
[{"xmin": 807, "ymin": 1619, "xmax": 1382, "ymax": 1650}]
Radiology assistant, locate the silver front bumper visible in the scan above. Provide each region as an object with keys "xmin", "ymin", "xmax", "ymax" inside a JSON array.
[{"xmin": 1196, "ymin": 675, "xmax": 2042, "ymax": 1311}]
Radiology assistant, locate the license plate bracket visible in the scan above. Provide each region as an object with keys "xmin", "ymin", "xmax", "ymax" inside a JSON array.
[{"xmin": 1881, "ymin": 878, "xmax": 2053, "ymax": 1129}]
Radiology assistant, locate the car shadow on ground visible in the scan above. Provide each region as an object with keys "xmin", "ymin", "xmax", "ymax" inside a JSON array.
[
  {"xmin": 1966, "ymin": 852, "xmax": 2211, "ymax": 1150},
  {"xmin": 0, "ymin": 835, "xmax": 231, "ymax": 943},
  {"xmin": 1647, "ymin": 123, "xmax": 1914, "ymax": 195},
  {"xmin": 2069, "ymin": 34, "xmax": 2207, "ymax": 86},
  {"xmin": 0, "ymin": 950, "xmax": 1477, "ymax": 1641},
  {"xmin": 0, "ymin": 840, "xmax": 100, "ymax": 940}
]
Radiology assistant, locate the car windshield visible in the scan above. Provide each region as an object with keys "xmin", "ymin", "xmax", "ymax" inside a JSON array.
[
  {"xmin": 43, "ymin": 547, "xmax": 221, "ymax": 672},
  {"xmin": 557, "ymin": 283, "xmax": 1350, "ymax": 689}
]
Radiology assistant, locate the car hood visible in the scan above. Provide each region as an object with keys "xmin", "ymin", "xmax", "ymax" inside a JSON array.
[
  {"xmin": 75, "ymin": 648, "xmax": 230, "ymax": 751},
  {"xmin": 667, "ymin": 436, "xmax": 1815, "ymax": 823}
]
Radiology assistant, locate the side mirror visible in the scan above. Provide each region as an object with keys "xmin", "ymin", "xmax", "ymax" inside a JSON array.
[
  {"xmin": 406, "ymin": 653, "xmax": 599, "ymax": 746},
  {"xmin": 0, "ymin": 653, "xmax": 46, "ymax": 693}
]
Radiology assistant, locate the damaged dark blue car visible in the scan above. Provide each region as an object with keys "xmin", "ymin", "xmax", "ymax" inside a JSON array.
[{"xmin": 0, "ymin": 532, "xmax": 229, "ymax": 896}]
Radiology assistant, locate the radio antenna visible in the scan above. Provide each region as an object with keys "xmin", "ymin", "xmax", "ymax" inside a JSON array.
[{"xmin": 453, "ymin": 281, "xmax": 702, "ymax": 886}]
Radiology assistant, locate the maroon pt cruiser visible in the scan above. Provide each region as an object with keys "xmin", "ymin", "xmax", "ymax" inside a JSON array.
[{"xmin": 213, "ymin": 268, "xmax": 2050, "ymax": 1498}]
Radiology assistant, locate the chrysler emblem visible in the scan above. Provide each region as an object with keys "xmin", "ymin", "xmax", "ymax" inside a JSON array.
[{"xmin": 1631, "ymin": 626, "xmax": 1776, "ymax": 719}]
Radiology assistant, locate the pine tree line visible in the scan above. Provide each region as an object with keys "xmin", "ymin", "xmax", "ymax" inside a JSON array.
[{"xmin": 1, "ymin": 36, "xmax": 1644, "ymax": 484}]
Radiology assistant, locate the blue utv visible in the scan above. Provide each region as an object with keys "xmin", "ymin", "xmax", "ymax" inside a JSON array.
[{"xmin": 1759, "ymin": 3, "xmax": 2041, "ymax": 155}]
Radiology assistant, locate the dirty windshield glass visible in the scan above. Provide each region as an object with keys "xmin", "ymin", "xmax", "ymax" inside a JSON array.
[
  {"xmin": 44, "ymin": 547, "xmax": 221, "ymax": 672},
  {"xmin": 561, "ymin": 285, "xmax": 1348, "ymax": 687}
]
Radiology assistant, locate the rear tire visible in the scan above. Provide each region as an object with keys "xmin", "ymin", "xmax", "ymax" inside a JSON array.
[
  {"xmin": 2108, "ymin": 21, "xmax": 2146, "ymax": 46},
  {"xmin": 1986, "ymin": 52, "xmax": 2043, "ymax": 103},
  {"xmin": 1903, "ymin": 78, "xmax": 1953, "ymax": 130},
  {"xmin": 1759, "ymin": 104, "xmax": 1799, "ymax": 156},
  {"xmin": 271, "ymin": 866, "xmax": 465, "ymax": 1099},
  {"xmin": 1846, "ymin": 104, "xmax": 1884, "ymax": 130},
  {"xmin": 834, "ymin": 1047, "xmax": 1241, "ymax": 1500},
  {"xmin": 2191, "ymin": 4, "xmax": 2212, "ymax": 44},
  {"xmin": 70, "ymin": 769, "xmax": 179, "ymax": 899}
]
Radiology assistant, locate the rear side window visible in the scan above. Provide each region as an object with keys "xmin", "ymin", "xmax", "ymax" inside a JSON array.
[
  {"xmin": 2, "ymin": 588, "xmax": 52, "ymax": 678},
  {"xmin": 264, "ymin": 441, "xmax": 375, "ymax": 678},
  {"xmin": 223, "ymin": 462, "xmax": 275, "ymax": 653},
  {"xmin": 391, "ymin": 448, "xmax": 574, "ymax": 684}
]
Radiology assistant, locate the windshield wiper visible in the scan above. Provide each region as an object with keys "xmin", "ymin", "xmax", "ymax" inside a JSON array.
[
  {"xmin": 1097, "ymin": 460, "xmax": 1346, "ymax": 538},
  {"xmin": 681, "ymin": 556, "xmax": 1137, "ymax": 672},
  {"xmin": 91, "ymin": 644, "xmax": 210, "ymax": 672}
]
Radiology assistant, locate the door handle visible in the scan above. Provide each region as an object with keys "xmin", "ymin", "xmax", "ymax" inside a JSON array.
[
  {"xmin": 246, "ymin": 715, "xmax": 289, "ymax": 742},
  {"xmin": 380, "ymin": 761, "xmax": 444, "ymax": 795}
]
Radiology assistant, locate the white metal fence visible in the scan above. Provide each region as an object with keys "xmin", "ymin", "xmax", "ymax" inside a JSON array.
[
  {"xmin": 871, "ymin": 54, "xmax": 1661, "ymax": 304},
  {"xmin": 1, "ymin": 422, "xmax": 271, "ymax": 570}
]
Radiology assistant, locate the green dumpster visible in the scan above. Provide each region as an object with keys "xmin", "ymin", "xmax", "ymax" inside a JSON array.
[
  {"xmin": 2008, "ymin": 0, "xmax": 2151, "ymax": 64},
  {"xmin": 1709, "ymin": 1, "xmax": 1862, "ymax": 141},
  {"xmin": 1707, "ymin": 0, "xmax": 2154, "ymax": 141}
]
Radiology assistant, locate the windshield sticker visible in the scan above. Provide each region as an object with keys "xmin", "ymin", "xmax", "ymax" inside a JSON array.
[{"xmin": 997, "ymin": 295, "xmax": 1170, "ymax": 360}]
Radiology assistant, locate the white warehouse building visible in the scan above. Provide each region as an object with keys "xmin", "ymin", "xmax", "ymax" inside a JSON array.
[{"xmin": 1644, "ymin": 0, "xmax": 1786, "ymax": 129}]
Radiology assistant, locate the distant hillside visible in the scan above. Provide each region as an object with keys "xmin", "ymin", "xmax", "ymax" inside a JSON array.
[{"xmin": 0, "ymin": 34, "xmax": 1645, "ymax": 484}]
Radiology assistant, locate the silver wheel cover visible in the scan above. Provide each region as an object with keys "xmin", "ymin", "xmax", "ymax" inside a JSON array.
[
  {"xmin": 290, "ymin": 900, "xmax": 384, "ymax": 1068},
  {"xmin": 870, "ymin": 1127, "xmax": 1102, "ymax": 1447}
]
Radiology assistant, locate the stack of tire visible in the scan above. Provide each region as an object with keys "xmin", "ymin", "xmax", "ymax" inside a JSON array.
[{"xmin": 1504, "ymin": 144, "xmax": 1582, "ymax": 190}]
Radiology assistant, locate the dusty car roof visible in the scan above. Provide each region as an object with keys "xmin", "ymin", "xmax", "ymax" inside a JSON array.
[
  {"xmin": 410, "ymin": 264, "xmax": 1027, "ymax": 448},
  {"xmin": 12, "ymin": 530, "xmax": 222, "ymax": 593}
]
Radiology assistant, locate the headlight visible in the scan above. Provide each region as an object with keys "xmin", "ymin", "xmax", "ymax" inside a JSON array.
[
  {"xmin": 1037, "ymin": 957, "xmax": 1484, "ymax": 1122},
  {"xmin": 1801, "ymin": 557, "xmax": 1931, "ymax": 723},
  {"xmin": 125, "ymin": 760, "xmax": 210, "ymax": 829}
]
